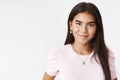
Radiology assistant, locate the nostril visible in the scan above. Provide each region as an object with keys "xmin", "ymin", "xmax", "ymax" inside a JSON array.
[{"xmin": 81, "ymin": 28, "xmax": 87, "ymax": 33}]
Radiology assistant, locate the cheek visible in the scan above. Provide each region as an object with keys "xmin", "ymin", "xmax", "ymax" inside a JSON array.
[
  {"xmin": 72, "ymin": 26, "xmax": 78, "ymax": 33},
  {"xmin": 72, "ymin": 27, "xmax": 78, "ymax": 37},
  {"xmin": 90, "ymin": 29, "xmax": 96, "ymax": 37}
]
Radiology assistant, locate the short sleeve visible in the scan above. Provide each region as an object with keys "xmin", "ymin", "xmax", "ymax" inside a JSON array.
[
  {"xmin": 45, "ymin": 48, "xmax": 58, "ymax": 76},
  {"xmin": 108, "ymin": 50, "xmax": 117, "ymax": 79}
]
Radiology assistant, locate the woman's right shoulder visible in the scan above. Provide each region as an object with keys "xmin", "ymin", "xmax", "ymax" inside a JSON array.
[{"xmin": 48, "ymin": 44, "xmax": 71, "ymax": 55}]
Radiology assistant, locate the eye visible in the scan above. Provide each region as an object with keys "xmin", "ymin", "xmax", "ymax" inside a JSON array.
[
  {"xmin": 88, "ymin": 23, "xmax": 95, "ymax": 27},
  {"xmin": 76, "ymin": 22, "xmax": 81, "ymax": 26}
]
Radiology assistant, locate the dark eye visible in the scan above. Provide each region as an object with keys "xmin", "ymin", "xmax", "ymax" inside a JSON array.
[
  {"xmin": 88, "ymin": 23, "xmax": 95, "ymax": 27},
  {"xmin": 76, "ymin": 23, "xmax": 81, "ymax": 26}
]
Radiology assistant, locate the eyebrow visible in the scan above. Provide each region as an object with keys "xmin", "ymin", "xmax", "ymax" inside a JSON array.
[{"xmin": 75, "ymin": 20, "xmax": 96, "ymax": 24}]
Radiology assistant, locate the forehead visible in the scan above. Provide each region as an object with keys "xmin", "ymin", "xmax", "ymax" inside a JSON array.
[{"xmin": 73, "ymin": 12, "xmax": 95, "ymax": 22}]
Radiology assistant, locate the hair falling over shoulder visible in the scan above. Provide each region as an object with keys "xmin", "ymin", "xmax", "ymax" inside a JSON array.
[{"xmin": 64, "ymin": 2, "xmax": 112, "ymax": 80}]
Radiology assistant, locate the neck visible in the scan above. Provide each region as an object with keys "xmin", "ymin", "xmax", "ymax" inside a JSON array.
[{"xmin": 71, "ymin": 42, "xmax": 92, "ymax": 55}]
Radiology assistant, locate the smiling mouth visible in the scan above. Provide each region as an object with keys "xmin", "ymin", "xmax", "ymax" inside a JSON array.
[{"xmin": 78, "ymin": 34, "xmax": 88, "ymax": 38}]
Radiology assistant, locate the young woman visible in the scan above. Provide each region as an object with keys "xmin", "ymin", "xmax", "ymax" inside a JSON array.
[{"xmin": 43, "ymin": 2, "xmax": 117, "ymax": 80}]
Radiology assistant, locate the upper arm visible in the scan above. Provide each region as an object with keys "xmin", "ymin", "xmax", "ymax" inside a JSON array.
[
  {"xmin": 43, "ymin": 48, "xmax": 59, "ymax": 80},
  {"xmin": 108, "ymin": 50, "xmax": 117, "ymax": 80},
  {"xmin": 42, "ymin": 72, "xmax": 55, "ymax": 80}
]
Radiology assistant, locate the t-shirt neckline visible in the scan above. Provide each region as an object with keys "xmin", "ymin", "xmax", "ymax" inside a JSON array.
[{"xmin": 67, "ymin": 44, "xmax": 94, "ymax": 57}]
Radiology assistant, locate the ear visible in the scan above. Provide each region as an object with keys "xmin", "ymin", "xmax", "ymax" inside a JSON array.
[{"xmin": 69, "ymin": 21, "xmax": 73, "ymax": 30}]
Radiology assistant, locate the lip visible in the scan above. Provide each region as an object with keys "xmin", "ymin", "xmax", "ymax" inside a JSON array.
[{"xmin": 78, "ymin": 34, "xmax": 88, "ymax": 38}]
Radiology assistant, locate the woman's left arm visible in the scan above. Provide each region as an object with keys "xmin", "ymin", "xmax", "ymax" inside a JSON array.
[{"xmin": 108, "ymin": 50, "xmax": 117, "ymax": 80}]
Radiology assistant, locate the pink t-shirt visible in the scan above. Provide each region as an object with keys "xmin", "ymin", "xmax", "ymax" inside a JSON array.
[{"xmin": 45, "ymin": 44, "xmax": 117, "ymax": 80}]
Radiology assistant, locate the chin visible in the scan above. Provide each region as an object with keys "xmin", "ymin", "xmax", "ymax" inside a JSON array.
[{"xmin": 77, "ymin": 40, "xmax": 88, "ymax": 45}]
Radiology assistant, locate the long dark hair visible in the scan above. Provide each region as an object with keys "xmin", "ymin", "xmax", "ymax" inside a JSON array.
[{"xmin": 64, "ymin": 2, "xmax": 111, "ymax": 80}]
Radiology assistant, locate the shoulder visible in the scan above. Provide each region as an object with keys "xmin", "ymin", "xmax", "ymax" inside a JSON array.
[
  {"xmin": 108, "ymin": 49, "xmax": 115, "ymax": 60},
  {"xmin": 47, "ymin": 44, "xmax": 71, "ymax": 64},
  {"xmin": 49, "ymin": 44, "xmax": 71, "ymax": 55}
]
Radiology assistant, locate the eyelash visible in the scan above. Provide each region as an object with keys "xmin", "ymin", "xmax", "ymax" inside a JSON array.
[
  {"xmin": 88, "ymin": 23, "xmax": 95, "ymax": 27},
  {"xmin": 76, "ymin": 23, "xmax": 81, "ymax": 26},
  {"xmin": 75, "ymin": 23, "xmax": 95, "ymax": 27}
]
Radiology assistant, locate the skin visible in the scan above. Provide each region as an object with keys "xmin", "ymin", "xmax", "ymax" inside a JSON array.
[
  {"xmin": 69, "ymin": 12, "xmax": 96, "ymax": 55},
  {"xmin": 42, "ymin": 12, "xmax": 117, "ymax": 80},
  {"xmin": 42, "ymin": 72, "xmax": 55, "ymax": 80}
]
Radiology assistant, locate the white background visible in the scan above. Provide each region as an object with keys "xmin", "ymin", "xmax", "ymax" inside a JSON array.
[{"xmin": 0, "ymin": 0, "xmax": 120, "ymax": 80}]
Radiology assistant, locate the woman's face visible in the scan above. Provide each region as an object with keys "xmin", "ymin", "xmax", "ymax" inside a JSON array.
[{"xmin": 69, "ymin": 12, "xmax": 96, "ymax": 45}]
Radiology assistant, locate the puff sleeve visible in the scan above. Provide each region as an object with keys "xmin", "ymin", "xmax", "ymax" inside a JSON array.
[
  {"xmin": 45, "ymin": 48, "xmax": 59, "ymax": 76},
  {"xmin": 108, "ymin": 50, "xmax": 117, "ymax": 79}
]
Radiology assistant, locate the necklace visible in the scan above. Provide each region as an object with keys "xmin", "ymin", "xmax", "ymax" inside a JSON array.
[
  {"xmin": 72, "ymin": 45, "xmax": 93, "ymax": 65},
  {"xmin": 78, "ymin": 54, "xmax": 90, "ymax": 65}
]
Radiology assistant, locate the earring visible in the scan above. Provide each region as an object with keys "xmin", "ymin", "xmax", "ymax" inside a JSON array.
[{"xmin": 70, "ymin": 30, "xmax": 72, "ymax": 34}]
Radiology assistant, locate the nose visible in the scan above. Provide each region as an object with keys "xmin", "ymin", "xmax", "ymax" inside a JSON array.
[{"xmin": 80, "ymin": 25, "xmax": 87, "ymax": 33}]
